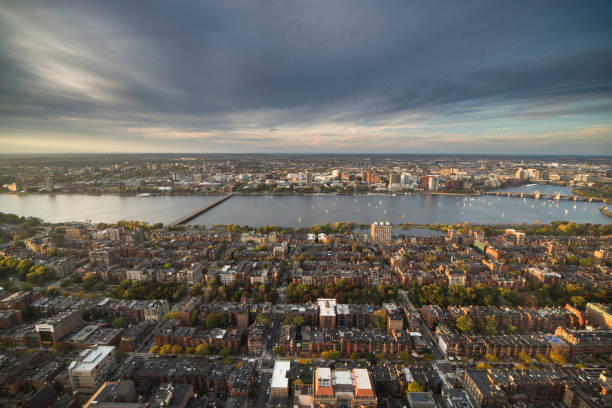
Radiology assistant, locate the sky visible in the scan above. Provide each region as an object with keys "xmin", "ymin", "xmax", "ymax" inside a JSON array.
[{"xmin": 1, "ymin": 0, "xmax": 611, "ymax": 154}]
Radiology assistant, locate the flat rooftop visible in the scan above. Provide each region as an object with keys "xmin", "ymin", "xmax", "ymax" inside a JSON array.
[
  {"xmin": 271, "ymin": 360, "xmax": 291, "ymax": 389},
  {"xmin": 68, "ymin": 345, "xmax": 115, "ymax": 372}
]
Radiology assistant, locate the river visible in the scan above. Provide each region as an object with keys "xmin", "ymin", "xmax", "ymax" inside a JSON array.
[{"xmin": 0, "ymin": 184, "xmax": 608, "ymax": 226}]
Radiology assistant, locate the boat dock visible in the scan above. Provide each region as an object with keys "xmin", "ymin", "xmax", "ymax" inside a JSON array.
[{"xmin": 168, "ymin": 193, "xmax": 234, "ymax": 226}]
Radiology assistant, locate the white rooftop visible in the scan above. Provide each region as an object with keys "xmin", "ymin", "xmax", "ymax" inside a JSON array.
[
  {"xmin": 333, "ymin": 370, "xmax": 352, "ymax": 385},
  {"xmin": 68, "ymin": 345, "xmax": 115, "ymax": 372},
  {"xmin": 318, "ymin": 298, "xmax": 337, "ymax": 317},
  {"xmin": 271, "ymin": 360, "xmax": 291, "ymax": 389},
  {"xmin": 353, "ymin": 368, "xmax": 372, "ymax": 390},
  {"xmin": 317, "ymin": 367, "xmax": 332, "ymax": 387}
]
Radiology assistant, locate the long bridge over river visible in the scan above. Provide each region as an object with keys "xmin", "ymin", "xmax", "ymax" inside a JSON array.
[
  {"xmin": 168, "ymin": 193, "xmax": 234, "ymax": 226},
  {"xmin": 484, "ymin": 191, "xmax": 609, "ymax": 203}
]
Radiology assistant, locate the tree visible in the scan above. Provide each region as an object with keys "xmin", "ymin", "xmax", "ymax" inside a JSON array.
[
  {"xmin": 481, "ymin": 316, "xmax": 498, "ymax": 335},
  {"xmin": 456, "ymin": 315, "xmax": 473, "ymax": 333},
  {"xmin": 297, "ymin": 358, "xmax": 312, "ymax": 365},
  {"xmin": 159, "ymin": 344, "xmax": 172, "ymax": 355},
  {"xmin": 398, "ymin": 351, "xmax": 412, "ymax": 362},
  {"xmin": 164, "ymin": 311, "xmax": 180, "ymax": 321},
  {"xmin": 350, "ymin": 351, "xmax": 362, "ymax": 360},
  {"xmin": 111, "ymin": 318, "xmax": 125, "ymax": 329},
  {"xmin": 549, "ymin": 352, "xmax": 566, "ymax": 365},
  {"xmin": 205, "ymin": 311, "xmax": 229, "ymax": 328},
  {"xmin": 370, "ymin": 310, "xmax": 387, "ymax": 330},
  {"xmin": 518, "ymin": 352, "xmax": 532, "ymax": 364},
  {"xmin": 505, "ymin": 324, "xmax": 518, "ymax": 334},
  {"xmin": 171, "ymin": 345, "xmax": 183, "ymax": 354},
  {"xmin": 220, "ymin": 346, "xmax": 234, "ymax": 357},
  {"xmin": 321, "ymin": 350, "xmax": 341, "ymax": 360},
  {"xmin": 484, "ymin": 353, "xmax": 497, "ymax": 362},
  {"xmin": 195, "ymin": 343, "xmax": 210, "ymax": 356},
  {"xmin": 406, "ymin": 382, "xmax": 424, "ymax": 393},
  {"xmin": 535, "ymin": 353, "xmax": 549, "ymax": 364},
  {"xmin": 190, "ymin": 309, "xmax": 199, "ymax": 326},
  {"xmin": 256, "ymin": 314, "xmax": 272, "ymax": 327},
  {"xmin": 570, "ymin": 296, "xmax": 586, "ymax": 309}
]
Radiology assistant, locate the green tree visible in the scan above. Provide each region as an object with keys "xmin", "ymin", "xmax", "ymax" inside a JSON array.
[
  {"xmin": 370, "ymin": 310, "xmax": 387, "ymax": 330},
  {"xmin": 570, "ymin": 296, "xmax": 586, "ymax": 309},
  {"xmin": 190, "ymin": 309, "xmax": 199, "ymax": 326},
  {"xmin": 456, "ymin": 315, "xmax": 474, "ymax": 333},
  {"xmin": 505, "ymin": 324, "xmax": 518, "ymax": 334},
  {"xmin": 111, "ymin": 318, "xmax": 125, "ymax": 329},
  {"xmin": 481, "ymin": 316, "xmax": 498, "ymax": 335},
  {"xmin": 398, "ymin": 351, "xmax": 412, "ymax": 362}
]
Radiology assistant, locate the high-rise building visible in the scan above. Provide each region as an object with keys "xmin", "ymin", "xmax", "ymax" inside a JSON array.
[
  {"xmin": 389, "ymin": 173, "xmax": 401, "ymax": 184},
  {"xmin": 400, "ymin": 173, "xmax": 413, "ymax": 185},
  {"xmin": 306, "ymin": 171, "xmax": 313, "ymax": 187},
  {"xmin": 68, "ymin": 346, "xmax": 116, "ymax": 395},
  {"xmin": 371, "ymin": 222, "xmax": 392, "ymax": 244},
  {"xmin": 427, "ymin": 175, "xmax": 440, "ymax": 191}
]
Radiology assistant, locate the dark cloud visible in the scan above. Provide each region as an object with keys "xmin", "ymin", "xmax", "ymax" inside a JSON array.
[{"xmin": 1, "ymin": 0, "xmax": 611, "ymax": 153}]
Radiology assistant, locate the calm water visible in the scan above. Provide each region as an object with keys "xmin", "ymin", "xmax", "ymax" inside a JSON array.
[
  {"xmin": 0, "ymin": 194, "xmax": 218, "ymax": 224},
  {"xmin": 0, "ymin": 191, "xmax": 608, "ymax": 226}
]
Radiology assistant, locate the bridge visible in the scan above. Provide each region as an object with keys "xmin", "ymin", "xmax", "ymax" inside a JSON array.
[
  {"xmin": 168, "ymin": 193, "xmax": 234, "ymax": 226},
  {"xmin": 484, "ymin": 191, "xmax": 609, "ymax": 203}
]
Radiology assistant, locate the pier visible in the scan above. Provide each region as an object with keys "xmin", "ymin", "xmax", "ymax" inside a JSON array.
[{"xmin": 168, "ymin": 193, "xmax": 234, "ymax": 226}]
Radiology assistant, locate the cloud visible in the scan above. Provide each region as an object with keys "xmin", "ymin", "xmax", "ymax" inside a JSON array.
[{"xmin": 0, "ymin": 0, "xmax": 611, "ymax": 154}]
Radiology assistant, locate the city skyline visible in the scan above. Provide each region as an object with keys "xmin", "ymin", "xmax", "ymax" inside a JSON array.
[{"xmin": 1, "ymin": 1, "xmax": 612, "ymax": 154}]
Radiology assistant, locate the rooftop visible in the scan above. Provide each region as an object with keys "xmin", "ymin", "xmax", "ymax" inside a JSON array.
[
  {"xmin": 68, "ymin": 345, "xmax": 115, "ymax": 372},
  {"xmin": 271, "ymin": 360, "xmax": 291, "ymax": 389}
]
